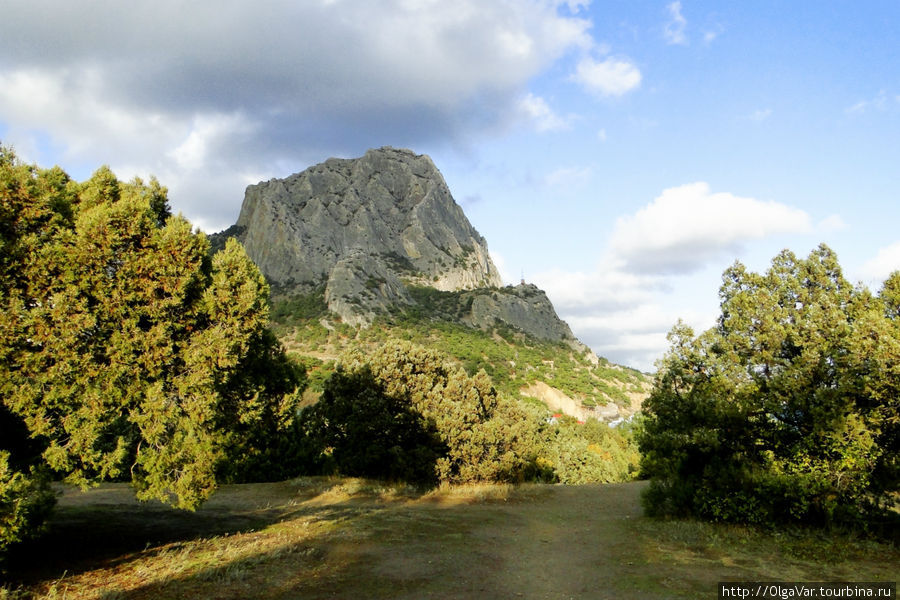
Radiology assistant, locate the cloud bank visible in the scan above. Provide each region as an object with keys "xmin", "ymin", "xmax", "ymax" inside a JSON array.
[
  {"xmin": 861, "ymin": 241, "xmax": 900, "ymax": 284},
  {"xmin": 610, "ymin": 182, "xmax": 812, "ymax": 274},
  {"xmin": 0, "ymin": 0, "xmax": 594, "ymax": 231}
]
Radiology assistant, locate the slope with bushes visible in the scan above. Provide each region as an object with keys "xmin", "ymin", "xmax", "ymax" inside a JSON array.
[{"xmin": 270, "ymin": 287, "xmax": 651, "ymax": 423}]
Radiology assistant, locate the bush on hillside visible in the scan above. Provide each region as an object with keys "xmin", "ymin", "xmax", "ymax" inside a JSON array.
[
  {"xmin": 297, "ymin": 366, "xmax": 446, "ymax": 484},
  {"xmin": 542, "ymin": 418, "xmax": 641, "ymax": 484},
  {"xmin": 298, "ymin": 340, "xmax": 544, "ymax": 484}
]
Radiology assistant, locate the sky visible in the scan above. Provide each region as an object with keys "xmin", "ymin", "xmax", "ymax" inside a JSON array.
[{"xmin": 2, "ymin": 1, "xmax": 899, "ymax": 371}]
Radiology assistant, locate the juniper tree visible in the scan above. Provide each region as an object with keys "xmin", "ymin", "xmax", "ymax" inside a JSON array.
[
  {"xmin": 0, "ymin": 147, "xmax": 303, "ymax": 554},
  {"xmin": 301, "ymin": 340, "xmax": 540, "ymax": 484},
  {"xmin": 639, "ymin": 245, "xmax": 899, "ymax": 526}
]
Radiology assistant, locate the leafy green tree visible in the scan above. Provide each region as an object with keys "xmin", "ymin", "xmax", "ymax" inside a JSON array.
[
  {"xmin": 300, "ymin": 340, "xmax": 540, "ymax": 484},
  {"xmin": 639, "ymin": 245, "xmax": 899, "ymax": 526},
  {"xmin": 541, "ymin": 417, "xmax": 640, "ymax": 484},
  {"xmin": 0, "ymin": 146, "xmax": 304, "ymax": 554},
  {"xmin": 298, "ymin": 366, "xmax": 446, "ymax": 484}
]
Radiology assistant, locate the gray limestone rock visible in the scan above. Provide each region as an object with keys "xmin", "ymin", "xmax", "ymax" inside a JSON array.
[
  {"xmin": 215, "ymin": 147, "xmax": 580, "ymax": 346},
  {"xmin": 463, "ymin": 284, "xmax": 577, "ymax": 345},
  {"xmin": 233, "ymin": 147, "xmax": 501, "ymax": 296}
]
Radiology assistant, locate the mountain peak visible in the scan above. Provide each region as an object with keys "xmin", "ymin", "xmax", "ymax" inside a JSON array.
[{"xmin": 224, "ymin": 147, "xmax": 502, "ymax": 324}]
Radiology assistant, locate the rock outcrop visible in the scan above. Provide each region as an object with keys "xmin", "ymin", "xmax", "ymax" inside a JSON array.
[
  {"xmin": 215, "ymin": 147, "xmax": 579, "ymax": 345},
  {"xmin": 462, "ymin": 284, "xmax": 576, "ymax": 344},
  {"xmin": 233, "ymin": 147, "xmax": 500, "ymax": 293}
]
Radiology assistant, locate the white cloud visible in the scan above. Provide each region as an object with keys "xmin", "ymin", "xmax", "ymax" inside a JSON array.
[
  {"xmin": 532, "ymin": 264, "xmax": 666, "ymax": 370},
  {"xmin": 596, "ymin": 128, "xmax": 607, "ymax": 141},
  {"xmin": 846, "ymin": 100, "xmax": 869, "ymax": 115},
  {"xmin": 846, "ymin": 90, "xmax": 893, "ymax": 115},
  {"xmin": 861, "ymin": 241, "xmax": 900, "ymax": 283},
  {"xmin": 0, "ymin": 0, "xmax": 593, "ymax": 231},
  {"xmin": 534, "ymin": 260, "xmax": 718, "ymax": 371},
  {"xmin": 572, "ymin": 55, "xmax": 642, "ymax": 97},
  {"xmin": 517, "ymin": 93, "xmax": 573, "ymax": 132},
  {"xmin": 565, "ymin": 305, "xmax": 715, "ymax": 371},
  {"xmin": 817, "ymin": 214, "xmax": 847, "ymax": 233},
  {"xmin": 534, "ymin": 262, "xmax": 659, "ymax": 315},
  {"xmin": 609, "ymin": 182, "xmax": 813, "ymax": 274},
  {"xmin": 490, "ymin": 250, "xmax": 516, "ymax": 286},
  {"xmin": 0, "ymin": 69, "xmax": 185, "ymax": 164},
  {"xmin": 168, "ymin": 113, "xmax": 255, "ymax": 171},
  {"xmin": 530, "ymin": 183, "xmax": 836, "ymax": 370},
  {"xmin": 663, "ymin": 1, "xmax": 688, "ymax": 45},
  {"xmin": 563, "ymin": 0, "xmax": 591, "ymax": 13}
]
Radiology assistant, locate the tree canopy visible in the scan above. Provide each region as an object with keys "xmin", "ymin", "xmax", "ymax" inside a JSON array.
[
  {"xmin": 0, "ymin": 146, "xmax": 303, "ymax": 555},
  {"xmin": 298, "ymin": 340, "xmax": 547, "ymax": 485},
  {"xmin": 639, "ymin": 245, "xmax": 899, "ymax": 527}
]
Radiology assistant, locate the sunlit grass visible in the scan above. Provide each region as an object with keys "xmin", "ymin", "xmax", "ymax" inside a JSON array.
[{"xmin": 3, "ymin": 480, "xmax": 897, "ymax": 600}]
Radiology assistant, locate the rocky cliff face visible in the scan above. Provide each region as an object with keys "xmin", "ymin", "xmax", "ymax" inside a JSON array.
[
  {"xmin": 216, "ymin": 147, "xmax": 577, "ymax": 344},
  {"xmin": 235, "ymin": 147, "xmax": 500, "ymax": 292},
  {"xmin": 462, "ymin": 284, "xmax": 577, "ymax": 345}
]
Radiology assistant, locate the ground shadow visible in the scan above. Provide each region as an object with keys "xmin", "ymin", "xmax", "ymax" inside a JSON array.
[{"xmin": 4, "ymin": 478, "xmax": 427, "ymax": 589}]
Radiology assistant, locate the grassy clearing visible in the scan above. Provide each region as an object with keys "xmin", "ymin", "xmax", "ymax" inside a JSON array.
[{"xmin": 2, "ymin": 479, "xmax": 896, "ymax": 599}]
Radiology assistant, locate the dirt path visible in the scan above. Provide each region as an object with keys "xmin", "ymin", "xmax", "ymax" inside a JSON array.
[{"xmin": 287, "ymin": 482, "xmax": 679, "ymax": 599}]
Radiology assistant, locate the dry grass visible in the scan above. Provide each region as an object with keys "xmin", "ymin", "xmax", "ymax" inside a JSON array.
[{"xmin": 3, "ymin": 479, "xmax": 897, "ymax": 600}]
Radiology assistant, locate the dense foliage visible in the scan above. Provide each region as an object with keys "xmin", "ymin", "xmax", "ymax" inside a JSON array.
[
  {"xmin": 296, "ymin": 339, "xmax": 640, "ymax": 486},
  {"xmin": 298, "ymin": 340, "xmax": 542, "ymax": 484},
  {"xmin": 640, "ymin": 245, "xmax": 900, "ymax": 527},
  {"xmin": 0, "ymin": 147, "xmax": 304, "ymax": 555},
  {"xmin": 297, "ymin": 365, "xmax": 448, "ymax": 484},
  {"xmin": 541, "ymin": 416, "xmax": 641, "ymax": 484}
]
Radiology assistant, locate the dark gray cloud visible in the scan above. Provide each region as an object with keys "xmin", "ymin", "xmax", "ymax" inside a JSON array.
[{"xmin": 0, "ymin": 1, "xmax": 592, "ymax": 229}]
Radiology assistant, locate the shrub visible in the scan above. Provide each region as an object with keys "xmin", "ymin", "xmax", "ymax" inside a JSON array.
[
  {"xmin": 298, "ymin": 340, "xmax": 542, "ymax": 484},
  {"xmin": 296, "ymin": 366, "xmax": 446, "ymax": 484},
  {"xmin": 0, "ymin": 452, "xmax": 55, "ymax": 558}
]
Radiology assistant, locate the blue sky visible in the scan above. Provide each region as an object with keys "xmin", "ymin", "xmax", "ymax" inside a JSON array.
[{"xmin": 2, "ymin": 1, "xmax": 898, "ymax": 370}]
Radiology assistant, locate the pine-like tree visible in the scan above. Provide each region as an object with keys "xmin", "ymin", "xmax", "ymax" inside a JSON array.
[
  {"xmin": 639, "ymin": 245, "xmax": 899, "ymax": 526},
  {"xmin": 0, "ymin": 146, "xmax": 304, "ymax": 554}
]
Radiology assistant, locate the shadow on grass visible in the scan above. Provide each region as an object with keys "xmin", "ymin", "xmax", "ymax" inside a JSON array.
[
  {"xmin": 5, "ymin": 478, "xmax": 431, "ymax": 594},
  {"xmin": 83, "ymin": 490, "xmax": 514, "ymax": 600},
  {"xmin": 8, "ymin": 481, "xmax": 898, "ymax": 600}
]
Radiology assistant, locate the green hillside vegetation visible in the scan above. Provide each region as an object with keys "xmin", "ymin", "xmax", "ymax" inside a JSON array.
[
  {"xmin": 268, "ymin": 289, "xmax": 649, "ymax": 487},
  {"xmin": 270, "ymin": 285, "xmax": 649, "ymax": 411},
  {"xmin": 291, "ymin": 340, "xmax": 642, "ymax": 487}
]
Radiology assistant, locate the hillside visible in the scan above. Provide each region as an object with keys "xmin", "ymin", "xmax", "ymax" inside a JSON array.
[{"xmin": 269, "ymin": 290, "xmax": 650, "ymax": 424}]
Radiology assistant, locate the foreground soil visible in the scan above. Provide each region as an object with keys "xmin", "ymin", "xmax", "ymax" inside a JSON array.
[{"xmin": 4, "ymin": 479, "xmax": 897, "ymax": 599}]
